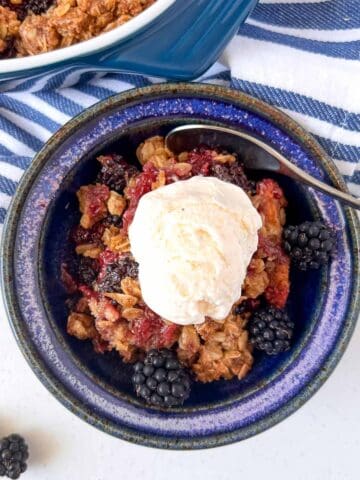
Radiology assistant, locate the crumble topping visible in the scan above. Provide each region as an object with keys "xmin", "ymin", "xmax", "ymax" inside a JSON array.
[
  {"xmin": 0, "ymin": 0, "xmax": 155, "ymax": 58},
  {"xmin": 64, "ymin": 135, "xmax": 291, "ymax": 383}
]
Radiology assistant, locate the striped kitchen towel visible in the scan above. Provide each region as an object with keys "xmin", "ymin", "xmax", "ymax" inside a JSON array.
[{"xmin": 0, "ymin": 0, "xmax": 359, "ymax": 234}]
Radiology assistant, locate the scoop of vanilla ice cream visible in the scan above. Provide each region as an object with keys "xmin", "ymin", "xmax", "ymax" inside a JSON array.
[{"xmin": 128, "ymin": 176, "xmax": 262, "ymax": 326}]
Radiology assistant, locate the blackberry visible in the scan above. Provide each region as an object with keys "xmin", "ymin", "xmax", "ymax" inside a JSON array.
[
  {"xmin": 0, "ymin": 38, "xmax": 16, "ymax": 60},
  {"xmin": 211, "ymin": 162, "xmax": 251, "ymax": 192},
  {"xmin": 234, "ymin": 298, "xmax": 260, "ymax": 315},
  {"xmin": 24, "ymin": 0, "xmax": 53, "ymax": 14},
  {"xmin": 103, "ymin": 214, "xmax": 123, "ymax": 228},
  {"xmin": 0, "ymin": 0, "xmax": 54, "ymax": 20},
  {"xmin": 77, "ymin": 257, "xmax": 99, "ymax": 286},
  {"xmin": 132, "ymin": 349, "xmax": 191, "ymax": 407},
  {"xmin": 283, "ymin": 221, "xmax": 335, "ymax": 271},
  {"xmin": 97, "ymin": 154, "xmax": 138, "ymax": 193},
  {"xmin": 248, "ymin": 180, "xmax": 257, "ymax": 196},
  {"xmin": 0, "ymin": 434, "xmax": 28, "ymax": 479},
  {"xmin": 97, "ymin": 254, "xmax": 138, "ymax": 292},
  {"xmin": 70, "ymin": 221, "xmax": 106, "ymax": 246},
  {"xmin": 248, "ymin": 306, "xmax": 294, "ymax": 355}
]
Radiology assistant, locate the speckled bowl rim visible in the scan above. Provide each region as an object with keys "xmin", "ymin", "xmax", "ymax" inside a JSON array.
[{"xmin": 1, "ymin": 83, "xmax": 359, "ymax": 449}]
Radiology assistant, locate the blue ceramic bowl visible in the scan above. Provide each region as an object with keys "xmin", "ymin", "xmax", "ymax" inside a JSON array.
[
  {"xmin": 0, "ymin": 0, "xmax": 258, "ymax": 82},
  {"xmin": 1, "ymin": 84, "xmax": 359, "ymax": 449}
]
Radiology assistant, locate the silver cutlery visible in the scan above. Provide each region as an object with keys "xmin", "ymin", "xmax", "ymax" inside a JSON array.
[{"xmin": 165, "ymin": 124, "xmax": 360, "ymax": 210}]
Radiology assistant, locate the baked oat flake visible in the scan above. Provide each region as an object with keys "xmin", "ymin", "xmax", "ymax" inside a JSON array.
[{"xmin": 0, "ymin": 0, "xmax": 155, "ymax": 58}]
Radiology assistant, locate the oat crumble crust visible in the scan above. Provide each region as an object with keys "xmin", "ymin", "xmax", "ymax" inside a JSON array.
[
  {"xmin": 64, "ymin": 136, "xmax": 291, "ymax": 383},
  {"xmin": 0, "ymin": 0, "xmax": 155, "ymax": 58}
]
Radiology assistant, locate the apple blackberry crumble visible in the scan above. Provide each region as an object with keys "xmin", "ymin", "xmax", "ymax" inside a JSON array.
[
  {"xmin": 0, "ymin": 0, "xmax": 155, "ymax": 58},
  {"xmin": 63, "ymin": 135, "xmax": 335, "ymax": 407}
]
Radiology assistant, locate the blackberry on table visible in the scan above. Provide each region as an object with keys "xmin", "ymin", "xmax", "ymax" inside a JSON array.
[
  {"xmin": 97, "ymin": 154, "xmax": 138, "ymax": 193},
  {"xmin": 0, "ymin": 434, "xmax": 28, "ymax": 479},
  {"xmin": 248, "ymin": 306, "xmax": 294, "ymax": 355},
  {"xmin": 97, "ymin": 254, "xmax": 138, "ymax": 292},
  {"xmin": 283, "ymin": 221, "xmax": 335, "ymax": 271},
  {"xmin": 132, "ymin": 349, "xmax": 191, "ymax": 407}
]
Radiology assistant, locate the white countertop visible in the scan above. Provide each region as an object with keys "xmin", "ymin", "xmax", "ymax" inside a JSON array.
[{"xmin": 1, "ymin": 296, "xmax": 359, "ymax": 480}]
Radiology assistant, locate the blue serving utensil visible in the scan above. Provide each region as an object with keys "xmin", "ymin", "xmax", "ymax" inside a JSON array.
[{"xmin": 90, "ymin": 0, "xmax": 258, "ymax": 79}]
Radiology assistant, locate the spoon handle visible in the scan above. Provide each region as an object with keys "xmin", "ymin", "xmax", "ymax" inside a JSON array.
[
  {"xmin": 277, "ymin": 154, "xmax": 360, "ymax": 210},
  {"xmin": 229, "ymin": 128, "xmax": 360, "ymax": 210}
]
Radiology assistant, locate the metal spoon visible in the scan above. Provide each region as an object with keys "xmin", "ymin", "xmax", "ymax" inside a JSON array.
[{"xmin": 165, "ymin": 124, "xmax": 360, "ymax": 210}]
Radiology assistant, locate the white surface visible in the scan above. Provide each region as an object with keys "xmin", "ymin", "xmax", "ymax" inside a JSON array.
[{"xmin": 1, "ymin": 295, "xmax": 360, "ymax": 480}]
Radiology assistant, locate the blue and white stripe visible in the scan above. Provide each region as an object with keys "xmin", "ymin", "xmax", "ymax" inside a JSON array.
[{"xmin": 0, "ymin": 0, "xmax": 359, "ymax": 235}]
